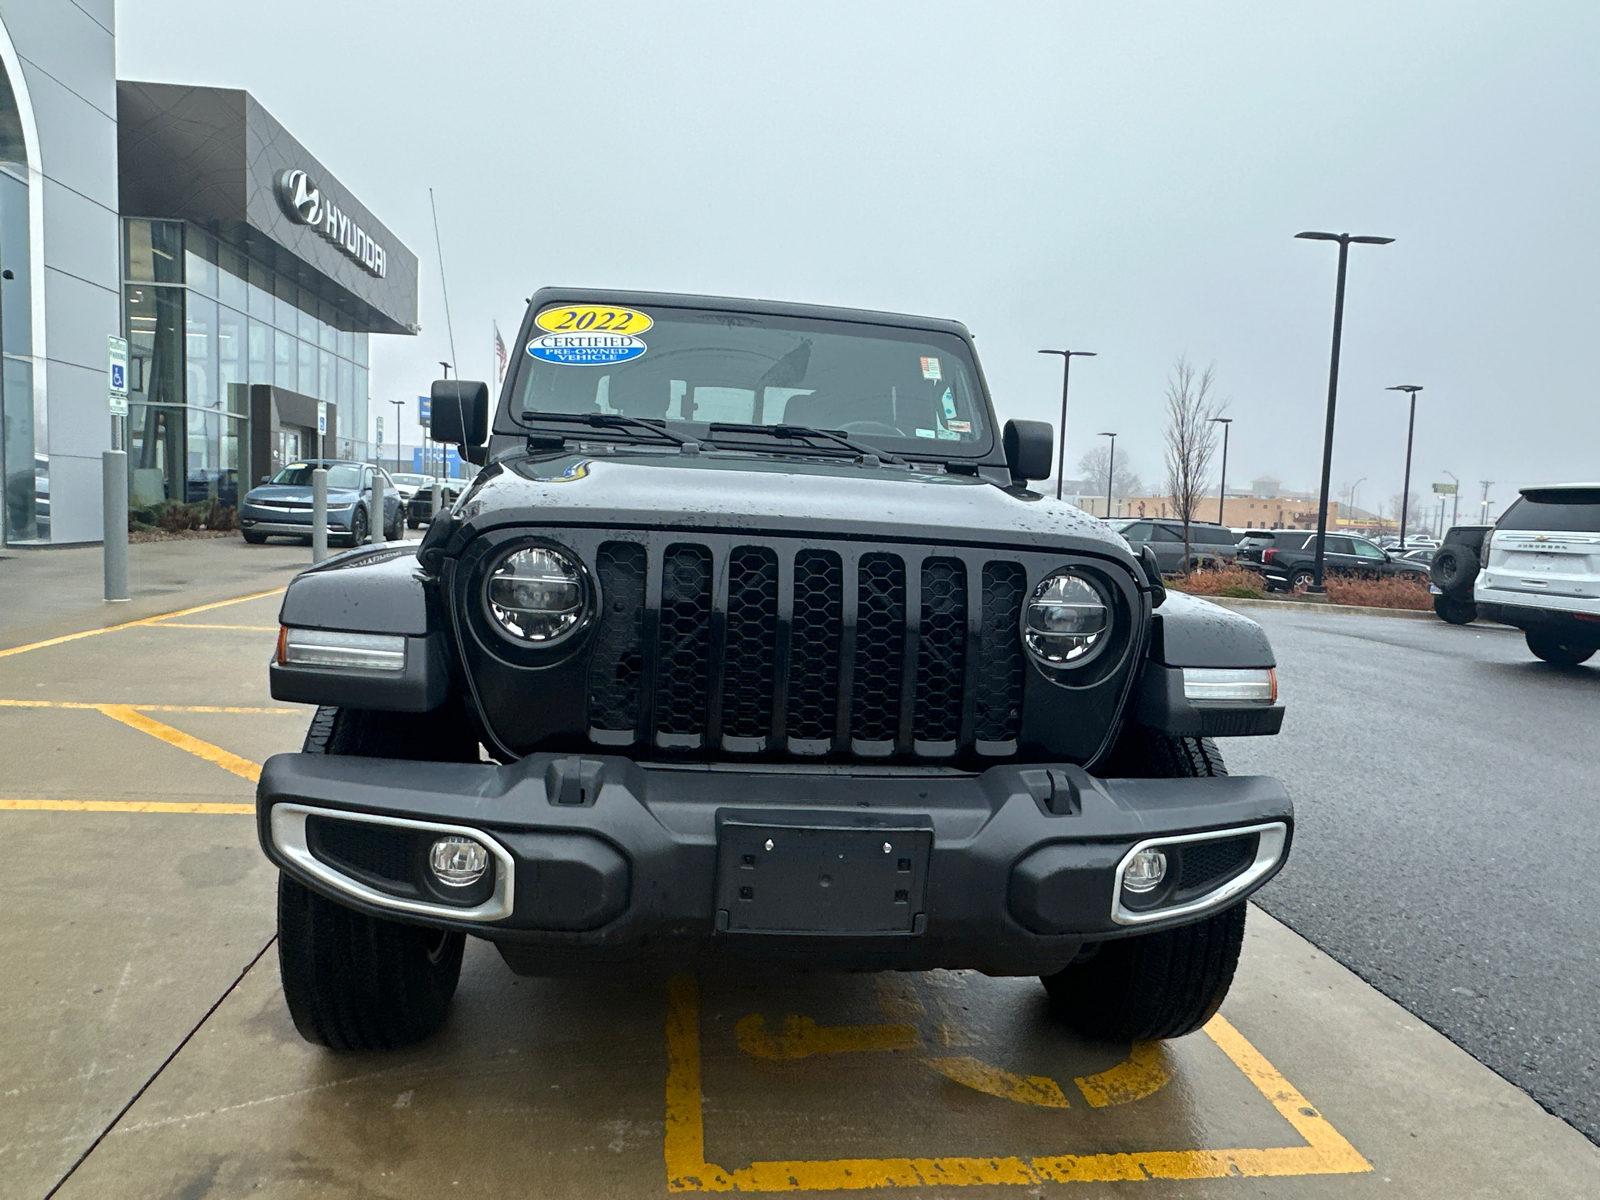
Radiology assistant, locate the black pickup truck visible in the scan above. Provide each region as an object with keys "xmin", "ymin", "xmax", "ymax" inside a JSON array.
[{"xmin": 257, "ymin": 289, "xmax": 1291, "ymax": 1052}]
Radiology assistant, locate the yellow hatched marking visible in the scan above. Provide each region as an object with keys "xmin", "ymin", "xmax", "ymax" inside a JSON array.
[
  {"xmin": 0, "ymin": 799, "xmax": 254, "ymax": 814},
  {"xmin": 98, "ymin": 705, "xmax": 262, "ymax": 784},
  {"xmin": 663, "ymin": 973, "xmax": 1372, "ymax": 1192},
  {"xmin": 0, "ymin": 588, "xmax": 285, "ymax": 659},
  {"xmin": 735, "ymin": 1014, "xmax": 922, "ymax": 1060},
  {"xmin": 0, "ymin": 699, "xmax": 298, "ymax": 714},
  {"xmin": 1074, "ymin": 1041, "xmax": 1171, "ymax": 1107}
]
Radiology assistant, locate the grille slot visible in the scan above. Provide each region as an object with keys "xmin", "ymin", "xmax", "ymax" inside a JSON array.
[
  {"xmin": 914, "ymin": 557, "xmax": 967, "ymax": 745},
  {"xmin": 654, "ymin": 543, "xmax": 714, "ymax": 745},
  {"xmin": 722, "ymin": 546, "xmax": 780, "ymax": 742},
  {"xmin": 306, "ymin": 817, "xmax": 414, "ymax": 890},
  {"xmin": 975, "ymin": 561, "xmax": 1027, "ymax": 744},
  {"xmin": 588, "ymin": 541, "xmax": 648, "ymax": 738},
  {"xmin": 1177, "ymin": 835, "xmax": 1257, "ymax": 893},
  {"xmin": 786, "ymin": 550, "xmax": 843, "ymax": 745},
  {"xmin": 851, "ymin": 553, "xmax": 907, "ymax": 746}
]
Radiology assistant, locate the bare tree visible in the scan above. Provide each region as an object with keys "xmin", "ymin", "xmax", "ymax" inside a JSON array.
[
  {"xmin": 1076, "ymin": 446, "xmax": 1143, "ymax": 512},
  {"xmin": 1162, "ymin": 355, "xmax": 1227, "ymax": 571}
]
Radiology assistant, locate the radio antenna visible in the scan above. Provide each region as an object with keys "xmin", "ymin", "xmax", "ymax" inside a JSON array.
[{"xmin": 429, "ymin": 188, "xmax": 460, "ymax": 377}]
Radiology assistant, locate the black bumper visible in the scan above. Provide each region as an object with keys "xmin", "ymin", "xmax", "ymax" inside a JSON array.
[{"xmin": 256, "ymin": 753, "xmax": 1292, "ymax": 977}]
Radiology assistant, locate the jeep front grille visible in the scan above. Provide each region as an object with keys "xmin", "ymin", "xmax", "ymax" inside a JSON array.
[{"xmin": 584, "ymin": 538, "xmax": 1028, "ymax": 760}]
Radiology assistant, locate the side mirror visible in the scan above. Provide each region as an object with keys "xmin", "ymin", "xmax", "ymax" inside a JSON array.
[
  {"xmin": 1002, "ymin": 419, "xmax": 1053, "ymax": 484},
  {"xmin": 430, "ymin": 379, "xmax": 490, "ymax": 449},
  {"xmin": 260, "ymin": 475, "xmax": 270, "ymax": 484}
]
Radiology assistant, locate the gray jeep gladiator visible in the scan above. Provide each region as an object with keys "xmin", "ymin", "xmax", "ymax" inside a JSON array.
[{"xmin": 257, "ymin": 289, "xmax": 1291, "ymax": 1051}]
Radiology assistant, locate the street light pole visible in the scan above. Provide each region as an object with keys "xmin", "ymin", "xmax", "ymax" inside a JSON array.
[
  {"xmin": 1038, "ymin": 349, "xmax": 1096, "ymax": 500},
  {"xmin": 1387, "ymin": 385, "xmax": 1423, "ymax": 549},
  {"xmin": 1210, "ymin": 416, "xmax": 1232, "ymax": 525},
  {"xmin": 1099, "ymin": 432, "xmax": 1117, "ymax": 518},
  {"xmin": 389, "ymin": 398, "xmax": 405, "ymax": 476},
  {"xmin": 1443, "ymin": 470, "xmax": 1459, "ymax": 529},
  {"xmin": 1296, "ymin": 230, "xmax": 1395, "ymax": 591}
]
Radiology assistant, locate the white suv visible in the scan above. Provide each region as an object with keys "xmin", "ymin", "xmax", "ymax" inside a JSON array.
[{"xmin": 1474, "ymin": 485, "xmax": 1600, "ymax": 665}]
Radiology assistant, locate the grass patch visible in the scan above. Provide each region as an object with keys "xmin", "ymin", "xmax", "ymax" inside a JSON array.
[{"xmin": 1165, "ymin": 565, "xmax": 1266, "ymax": 599}]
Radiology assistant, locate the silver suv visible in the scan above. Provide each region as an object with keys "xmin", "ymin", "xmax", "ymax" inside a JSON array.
[{"xmin": 1474, "ymin": 485, "xmax": 1600, "ymax": 665}]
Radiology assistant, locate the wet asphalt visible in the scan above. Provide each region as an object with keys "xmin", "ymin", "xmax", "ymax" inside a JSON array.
[{"xmin": 1222, "ymin": 608, "xmax": 1600, "ymax": 1145}]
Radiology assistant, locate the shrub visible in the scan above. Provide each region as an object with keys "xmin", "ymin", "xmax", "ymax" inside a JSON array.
[
  {"xmin": 1324, "ymin": 574, "xmax": 1433, "ymax": 610},
  {"xmin": 1166, "ymin": 565, "xmax": 1265, "ymax": 599}
]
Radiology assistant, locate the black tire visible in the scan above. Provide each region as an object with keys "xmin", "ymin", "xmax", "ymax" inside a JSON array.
[
  {"xmin": 407, "ymin": 517, "xmax": 419, "ymax": 530},
  {"xmin": 1430, "ymin": 544, "xmax": 1479, "ymax": 595},
  {"xmin": 343, "ymin": 504, "xmax": 368, "ymax": 548},
  {"xmin": 276, "ymin": 705, "xmax": 481, "ymax": 1050},
  {"xmin": 1041, "ymin": 728, "xmax": 1246, "ymax": 1040},
  {"xmin": 1289, "ymin": 567, "xmax": 1314, "ymax": 592},
  {"xmin": 1434, "ymin": 595, "xmax": 1477, "ymax": 625},
  {"xmin": 1525, "ymin": 632, "xmax": 1597, "ymax": 666},
  {"xmin": 242, "ymin": 530, "xmax": 267, "ymax": 545}
]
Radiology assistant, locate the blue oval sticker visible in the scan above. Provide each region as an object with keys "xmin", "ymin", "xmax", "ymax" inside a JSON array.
[{"xmin": 527, "ymin": 332, "xmax": 647, "ymax": 366}]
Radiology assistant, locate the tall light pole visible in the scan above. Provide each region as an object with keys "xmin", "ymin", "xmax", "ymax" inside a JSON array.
[
  {"xmin": 1099, "ymin": 432, "xmax": 1117, "ymax": 518},
  {"xmin": 1350, "ymin": 476, "xmax": 1366, "ymax": 526},
  {"xmin": 1296, "ymin": 230, "xmax": 1395, "ymax": 590},
  {"xmin": 1210, "ymin": 416, "xmax": 1233, "ymax": 525},
  {"xmin": 1479, "ymin": 480, "xmax": 1494, "ymax": 523},
  {"xmin": 389, "ymin": 398, "xmax": 405, "ymax": 476},
  {"xmin": 1443, "ymin": 469, "xmax": 1459, "ymax": 529},
  {"xmin": 1387, "ymin": 384, "xmax": 1423, "ymax": 549},
  {"xmin": 1038, "ymin": 349, "xmax": 1096, "ymax": 499}
]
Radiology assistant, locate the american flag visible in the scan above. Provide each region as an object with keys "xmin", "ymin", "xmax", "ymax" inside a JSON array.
[{"xmin": 493, "ymin": 322, "xmax": 508, "ymax": 387}]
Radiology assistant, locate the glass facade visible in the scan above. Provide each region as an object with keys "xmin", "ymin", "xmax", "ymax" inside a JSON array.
[{"xmin": 122, "ymin": 219, "xmax": 371, "ymax": 509}]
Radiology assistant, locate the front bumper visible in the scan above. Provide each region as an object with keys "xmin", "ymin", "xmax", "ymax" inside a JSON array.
[
  {"xmin": 240, "ymin": 510, "xmax": 354, "ymax": 535},
  {"xmin": 256, "ymin": 753, "xmax": 1292, "ymax": 976}
]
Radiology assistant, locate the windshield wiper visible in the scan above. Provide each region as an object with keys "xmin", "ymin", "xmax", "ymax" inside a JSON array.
[
  {"xmin": 521, "ymin": 410, "xmax": 695, "ymax": 449},
  {"xmin": 707, "ymin": 423, "xmax": 904, "ymax": 465}
]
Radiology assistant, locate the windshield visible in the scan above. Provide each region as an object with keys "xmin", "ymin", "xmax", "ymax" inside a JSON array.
[
  {"xmin": 390, "ymin": 474, "xmax": 427, "ymax": 487},
  {"xmin": 1499, "ymin": 491, "xmax": 1600, "ymax": 533},
  {"xmin": 510, "ymin": 304, "xmax": 992, "ymax": 456},
  {"xmin": 269, "ymin": 463, "xmax": 364, "ymax": 490}
]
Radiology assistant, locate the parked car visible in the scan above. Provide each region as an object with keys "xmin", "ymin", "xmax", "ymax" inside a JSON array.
[
  {"xmin": 238, "ymin": 460, "xmax": 404, "ymax": 546},
  {"xmin": 386, "ymin": 472, "xmax": 433, "ymax": 503},
  {"xmin": 1112, "ymin": 518, "xmax": 1239, "ymax": 572},
  {"xmin": 1398, "ymin": 547, "xmax": 1436, "ymax": 566},
  {"xmin": 1427, "ymin": 525, "xmax": 1494, "ymax": 624},
  {"xmin": 259, "ymin": 287, "xmax": 1292, "ymax": 1053},
  {"xmin": 405, "ymin": 480, "xmax": 462, "ymax": 528},
  {"xmin": 1471, "ymin": 486, "xmax": 1600, "ymax": 663},
  {"xmin": 1244, "ymin": 531, "xmax": 1429, "ymax": 591},
  {"xmin": 1235, "ymin": 529, "xmax": 1313, "ymax": 568}
]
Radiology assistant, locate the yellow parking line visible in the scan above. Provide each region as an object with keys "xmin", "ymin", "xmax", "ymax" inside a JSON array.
[
  {"xmin": 0, "ymin": 799, "xmax": 254, "ymax": 814},
  {"xmin": 0, "ymin": 588, "xmax": 286, "ymax": 659},
  {"xmin": 98, "ymin": 705, "xmax": 262, "ymax": 784},
  {"xmin": 662, "ymin": 973, "xmax": 1372, "ymax": 1191},
  {"xmin": 149, "ymin": 622, "xmax": 279, "ymax": 631},
  {"xmin": 0, "ymin": 699, "xmax": 299, "ymax": 714}
]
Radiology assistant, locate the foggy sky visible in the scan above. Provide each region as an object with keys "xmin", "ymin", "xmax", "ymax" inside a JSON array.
[{"xmin": 118, "ymin": 1, "xmax": 1600, "ymax": 521}]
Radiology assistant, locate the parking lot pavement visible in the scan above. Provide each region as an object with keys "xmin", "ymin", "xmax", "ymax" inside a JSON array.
[
  {"xmin": 1224, "ymin": 610, "xmax": 1600, "ymax": 1144},
  {"xmin": 4, "ymin": 590, "xmax": 1598, "ymax": 1198}
]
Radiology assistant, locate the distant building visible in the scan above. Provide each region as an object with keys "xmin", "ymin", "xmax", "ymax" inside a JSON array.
[{"xmin": 1075, "ymin": 493, "xmax": 1340, "ymax": 530}]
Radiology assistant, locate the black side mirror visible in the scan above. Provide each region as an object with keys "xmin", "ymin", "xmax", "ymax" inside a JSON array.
[
  {"xmin": 1003, "ymin": 419, "xmax": 1053, "ymax": 484},
  {"xmin": 259, "ymin": 475, "xmax": 269, "ymax": 484},
  {"xmin": 430, "ymin": 380, "xmax": 490, "ymax": 449}
]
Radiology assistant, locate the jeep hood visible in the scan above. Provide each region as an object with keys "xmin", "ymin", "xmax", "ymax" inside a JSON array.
[{"xmin": 451, "ymin": 451, "xmax": 1134, "ymax": 559}]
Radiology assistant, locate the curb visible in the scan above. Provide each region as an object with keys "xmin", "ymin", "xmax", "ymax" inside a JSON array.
[{"xmin": 1186, "ymin": 595, "xmax": 1446, "ymax": 621}]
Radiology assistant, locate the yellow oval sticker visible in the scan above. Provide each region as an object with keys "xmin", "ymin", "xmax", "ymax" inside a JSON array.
[{"xmin": 534, "ymin": 304, "xmax": 654, "ymax": 336}]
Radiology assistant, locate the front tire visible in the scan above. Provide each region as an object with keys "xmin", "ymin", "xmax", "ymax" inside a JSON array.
[
  {"xmin": 343, "ymin": 505, "xmax": 368, "ymax": 548},
  {"xmin": 242, "ymin": 530, "xmax": 267, "ymax": 545},
  {"xmin": 1526, "ymin": 632, "xmax": 1597, "ymax": 666},
  {"xmin": 276, "ymin": 705, "xmax": 481, "ymax": 1050},
  {"xmin": 1041, "ymin": 729, "xmax": 1247, "ymax": 1040}
]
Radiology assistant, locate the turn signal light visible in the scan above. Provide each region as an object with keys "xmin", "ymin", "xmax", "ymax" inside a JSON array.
[
  {"xmin": 1182, "ymin": 667, "xmax": 1277, "ymax": 704},
  {"xmin": 280, "ymin": 627, "xmax": 406, "ymax": 672}
]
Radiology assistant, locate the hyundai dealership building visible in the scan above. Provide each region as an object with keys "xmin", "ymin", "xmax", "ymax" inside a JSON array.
[{"xmin": 0, "ymin": 2, "xmax": 417, "ymax": 546}]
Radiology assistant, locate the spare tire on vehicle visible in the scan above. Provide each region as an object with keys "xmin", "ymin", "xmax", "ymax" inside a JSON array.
[{"xmin": 1431, "ymin": 544, "xmax": 1479, "ymax": 594}]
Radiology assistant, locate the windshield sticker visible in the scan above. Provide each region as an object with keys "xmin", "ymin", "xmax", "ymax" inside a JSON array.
[
  {"xmin": 939, "ymin": 387, "xmax": 958, "ymax": 420},
  {"xmin": 946, "ymin": 419, "xmax": 972, "ymax": 433},
  {"xmin": 527, "ymin": 332, "xmax": 647, "ymax": 367},
  {"xmin": 288, "ymin": 463, "xmax": 307, "ymax": 471},
  {"xmin": 921, "ymin": 356, "xmax": 941, "ymax": 381},
  {"xmin": 936, "ymin": 428, "xmax": 961, "ymax": 440},
  {"xmin": 915, "ymin": 428, "xmax": 938, "ymax": 439},
  {"xmin": 534, "ymin": 304, "xmax": 654, "ymax": 335}
]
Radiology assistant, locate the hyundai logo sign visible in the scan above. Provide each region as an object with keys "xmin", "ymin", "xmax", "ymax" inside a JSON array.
[{"xmin": 275, "ymin": 168, "xmax": 388, "ymax": 279}]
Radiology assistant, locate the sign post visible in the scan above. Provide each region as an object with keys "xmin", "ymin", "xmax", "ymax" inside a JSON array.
[
  {"xmin": 316, "ymin": 400, "xmax": 327, "ymax": 461},
  {"xmin": 104, "ymin": 336, "xmax": 130, "ymax": 602}
]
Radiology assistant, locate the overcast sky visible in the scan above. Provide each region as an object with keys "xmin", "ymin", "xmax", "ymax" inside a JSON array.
[{"xmin": 118, "ymin": 1, "xmax": 1598, "ymax": 520}]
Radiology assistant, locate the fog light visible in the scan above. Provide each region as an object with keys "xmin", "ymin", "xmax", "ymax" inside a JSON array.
[
  {"xmin": 429, "ymin": 836, "xmax": 489, "ymax": 887},
  {"xmin": 1122, "ymin": 847, "xmax": 1168, "ymax": 893}
]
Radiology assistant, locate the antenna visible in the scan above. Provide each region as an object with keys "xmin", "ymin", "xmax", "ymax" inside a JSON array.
[{"xmin": 429, "ymin": 188, "xmax": 460, "ymax": 378}]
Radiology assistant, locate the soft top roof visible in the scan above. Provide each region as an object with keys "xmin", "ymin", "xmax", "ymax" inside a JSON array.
[{"xmin": 525, "ymin": 286, "xmax": 973, "ymax": 338}]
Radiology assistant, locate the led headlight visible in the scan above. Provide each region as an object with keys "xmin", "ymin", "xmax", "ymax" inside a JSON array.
[
  {"xmin": 484, "ymin": 545, "xmax": 589, "ymax": 643},
  {"xmin": 1023, "ymin": 571, "xmax": 1109, "ymax": 667}
]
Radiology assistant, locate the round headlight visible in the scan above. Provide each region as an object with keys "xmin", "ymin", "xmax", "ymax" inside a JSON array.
[
  {"xmin": 484, "ymin": 545, "xmax": 589, "ymax": 643},
  {"xmin": 1023, "ymin": 571, "xmax": 1109, "ymax": 667}
]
